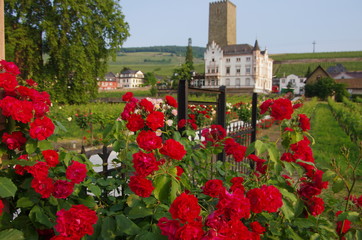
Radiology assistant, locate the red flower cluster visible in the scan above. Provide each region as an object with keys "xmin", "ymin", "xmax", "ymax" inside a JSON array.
[
  {"xmin": 202, "ymin": 179, "xmax": 225, "ymax": 198},
  {"xmin": 136, "ymin": 130, "xmax": 162, "ymax": 151},
  {"xmin": 0, "ymin": 199, "xmax": 4, "ymax": 216},
  {"xmin": 298, "ymin": 114, "xmax": 311, "ymax": 131},
  {"xmin": 66, "ymin": 161, "xmax": 87, "ymax": 184},
  {"xmin": 53, "ymin": 204, "xmax": 98, "ymax": 239},
  {"xmin": 248, "ymin": 154, "xmax": 267, "ymax": 175},
  {"xmin": 259, "ymin": 98, "xmax": 293, "ymax": 120},
  {"xmin": 128, "ymin": 175, "xmax": 155, "ymax": 198},
  {"xmin": 160, "ymin": 139, "xmax": 186, "ymax": 160},
  {"xmin": 336, "ymin": 211, "xmax": 351, "ymax": 237},
  {"xmin": 132, "ymin": 151, "xmax": 159, "ymax": 177},
  {"xmin": 158, "ymin": 193, "xmax": 204, "ymax": 240},
  {"xmin": 166, "ymin": 95, "xmax": 178, "ymax": 108},
  {"xmin": 224, "ymin": 138, "xmax": 247, "ymax": 162},
  {"xmin": 246, "ymin": 185, "xmax": 283, "ymax": 214},
  {"xmin": 201, "ymin": 125, "xmax": 226, "ymax": 147},
  {"xmin": 178, "ymin": 118, "xmax": 197, "ymax": 130},
  {"xmin": 1, "ymin": 131, "xmax": 26, "ymax": 150}
]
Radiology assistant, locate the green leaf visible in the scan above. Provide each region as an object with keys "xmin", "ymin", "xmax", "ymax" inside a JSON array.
[
  {"xmin": 332, "ymin": 177, "xmax": 344, "ymax": 193},
  {"xmin": 337, "ymin": 211, "xmax": 360, "ymax": 222},
  {"xmin": 322, "ymin": 170, "xmax": 336, "ymax": 181},
  {"xmin": 281, "ymin": 199, "xmax": 294, "ymax": 220},
  {"xmin": 0, "ymin": 177, "xmax": 17, "ymax": 197},
  {"xmin": 254, "ymin": 140, "xmax": 267, "ymax": 154},
  {"xmin": 170, "ymin": 178, "xmax": 180, "ymax": 203},
  {"xmin": 101, "ymin": 216, "xmax": 116, "ymax": 240},
  {"xmin": 115, "ymin": 214, "xmax": 141, "ymax": 236},
  {"xmin": 153, "ymin": 175, "xmax": 172, "ymax": 203},
  {"xmin": 267, "ymin": 143, "xmax": 279, "ymax": 163},
  {"xmin": 0, "ymin": 229, "xmax": 24, "ymax": 240},
  {"xmin": 37, "ymin": 140, "xmax": 53, "ymax": 151},
  {"xmin": 54, "ymin": 120, "xmax": 67, "ymax": 132},
  {"xmin": 293, "ymin": 218, "xmax": 316, "ymax": 228},
  {"xmin": 29, "ymin": 205, "xmax": 53, "ymax": 228},
  {"xmin": 16, "ymin": 197, "xmax": 35, "ymax": 208},
  {"xmin": 127, "ymin": 205, "xmax": 153, "ymax": 219},
  {"xmin": 279, "ymin": 188, "xmax": 297, "ymax": 202},
  {"xmin": 172, "ymin": 131, "xmax": 181, "ymax": 142},
  {"xmin": 88, "ymin": 184, "xmax": 102, "ymax": 197},
  {"xmin": 285, "ymin": 226, "xmax": 304, "ymax": 240},
  {"xmin": 295, "ymin": 159, "xmax": 316, "ymax": 167},
  {"xmin": 136, "ymin": 232, "xmax": 167, "ymax": 240},
  {"xmin": 310, "ymin": 233, "xmax": 320, "ymax": 240},
  {"xmin": 25, "ymin": 138, "xmax": 38, "ymax": 154}
]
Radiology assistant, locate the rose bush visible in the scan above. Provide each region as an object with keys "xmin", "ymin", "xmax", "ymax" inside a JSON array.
[{"xmin": 0, "ymin": 61, "xmax": 361, "ymax": 239}]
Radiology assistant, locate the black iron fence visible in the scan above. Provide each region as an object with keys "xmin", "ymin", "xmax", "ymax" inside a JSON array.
[{"xmin": 83, "ymin": 80, "xmax": 258, "ymax": 176}]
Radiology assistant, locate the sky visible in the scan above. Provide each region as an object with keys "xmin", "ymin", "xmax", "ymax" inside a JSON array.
[{"xmin": 119, "ymin": 0, "xmax": 362, "ymax": 54}]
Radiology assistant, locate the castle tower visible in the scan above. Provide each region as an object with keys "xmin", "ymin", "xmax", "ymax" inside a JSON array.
[{"xmin": 208, "ymin": 0, "xmax": 236, "ymax": 47}]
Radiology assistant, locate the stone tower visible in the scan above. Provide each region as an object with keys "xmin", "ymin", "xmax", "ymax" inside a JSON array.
[{"xmin": 208, "ymin": 0, "xmax": 236, "ymax": 47}]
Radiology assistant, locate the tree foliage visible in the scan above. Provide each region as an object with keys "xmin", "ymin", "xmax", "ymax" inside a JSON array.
[
  {"xmin": 305, "ymin": 77, "xmax": 349, "ymax": 101},
  {"xmin": 185, "ymin": 43, "xmax": 194, "ymax": 71},
  {"xmin": 5, "ymin": 0, "xmax": 129, "ymax": 104},
  {"xmin": 171, "ymin": 63, "xmax": 192, "ymax": 89}
]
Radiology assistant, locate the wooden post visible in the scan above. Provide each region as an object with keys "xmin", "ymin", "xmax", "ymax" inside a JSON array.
[{"xmin": 0, "ymin": 0, "xmax": 4, "ymax": 60}]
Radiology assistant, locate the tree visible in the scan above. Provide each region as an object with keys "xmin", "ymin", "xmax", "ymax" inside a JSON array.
[
  {"xmin": 5, "ymin": 0, "xmax": 129, "ymax": 104},
  {"xmin": 305, "ymin": 77, "xmax": 348, "ymax": 101},
  {"xmin": 171, "ymin": 63, "xmax": 192, "ymax": 89},
  {"xmin": 185, "ymin": 38, "xmax": 194, "ymax": 70},
  {"xmin": 144, "ymin": 72, "xmax": 158, "ymax": 96},
  {"xmin": 334, "ymin": 82, "xmax": 349, "ymax": 102}
]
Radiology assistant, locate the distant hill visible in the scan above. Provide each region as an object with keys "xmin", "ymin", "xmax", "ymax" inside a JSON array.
[
  {"xmin": 108, "ymin": 48, "xmax": 362, "ymax": 79},
  {"xmin": 119, "ymin": 46, "xmax": 206, "ymax": 59}
]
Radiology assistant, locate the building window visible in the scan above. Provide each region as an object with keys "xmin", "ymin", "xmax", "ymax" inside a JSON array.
[
  {"xmin": 236, "ymin": 67, "xmax": 241, "ymax": 74},
  {"xmin": 246, "ymin": 78, "xmax": 250, "ymax": 86},
  {"xmin": 216, "ymin": 67, "xmax": 218, "ymax": 73},
  {"xmin": 212, "ymin": 69, "xmax": 215, "ymax": 73},
  {"xmin": 226, "ymin": 58, "xmax": 230, "ymax": 63},
  {"xmin": 226, "ymin": 67, "xmax": 230, "ymax": 74},
  {"xmin": 300, "ymin": 79, "xmax": 304, "ymax": 83},
  {"xmin": 212, "ymin": 58, "xmax": 215, "ymax": 62},
  {"xmin": 291, "ymin": 79, "xmax": 295, "ymax": 83},
  {"xmin": 246, "ymin": 57, "xmax": 251, "ymax": 62},
  {"xmin": 236, "ymin": 58, "xmax": 241, "ymax": 62},
  {"xmin": 235, "ymin": 78, "xmax": 240, "ymax": 86},
  {"xmin": 246, "ymin": 67, "xmax": 250, "ymax": 74},
  {"xmin": 282, "ymin": 79, "xmax": 285, "ymax": 84},
  {"xmin": 225, "ymin": 78, "xmax": 230, "ymax": 86}
]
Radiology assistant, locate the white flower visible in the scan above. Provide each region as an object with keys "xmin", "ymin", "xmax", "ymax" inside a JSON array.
[
  {"xmin": 172, "ymin": 109, "xmax": 178, "ymax": 116},
  {"xmin": 166, "ymin": 120, "xmax": 173, "ymax": 126},
  {"xmin": 155, "ymin": 129, "xmax": 162, "ymax": 136},
  {"xmin": 154, "ymin": 104, "xmax": 160, "ymax": 109},
  {"xmin": 67, "ymin": 117, "xmax": 72, "ymax": 121}
]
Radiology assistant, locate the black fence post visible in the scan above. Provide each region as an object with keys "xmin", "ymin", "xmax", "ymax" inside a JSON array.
[
  {"xmin": 177, "ymin": 79, "xmax": 188, "ymax": 132},
  {"xmin": 251, "ymin": 92, "xmax": 257, "ymax": 143},
  {"xmin": 217, "ymin": 86, "xmax": 226, "ymax": 162}
]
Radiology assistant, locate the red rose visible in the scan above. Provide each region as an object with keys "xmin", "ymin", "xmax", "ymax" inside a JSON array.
[
  {"xmin": 170, "ymin": 192, "xmax": 200, "ymax": 223},
  {"xmin": 28, "ymin": 161, "xmax": 49, "ymax": 179},
  {"xmin": 165, "ymin": 95, "xmax": 178, "ymax": 108},
  {"xmin": 202, "ymin": 179, "xmax": 225, "ymax": 198},
  {"xmin": 0, "ymin": 200, "xmax": 4, "ymax": 216},
  {"xmin": 202, "ymin": 125, "xmax": 226, "ymax": 146},
  {"xmin": 33, "ymin": 101, "xmax": 50, "ymax": 118},
  {"xmin": 54, "ymin": 204, "xmax": 98, "ymax": 238},
  {"xmin": 299, "ymin": 114, "xmax": 311, "ymax": 131},
  {"xmin": 0, "ymin": 60, "xmax": 21, "ymax": 75},
  {"xmin": 259, "ymin": 99, "xmax": 273, "ymax": 115},
  {"xmin": 217, "ymin": 190, "xmax": 250, "ymax": 220},
  {"xmin": 139, "ymin": 98, "xmax": 154, "ymax": 112},
  {"xmin": 230, "ymin": 177, "xmax": 245, "ymax": 193},
  {"xmin": 246, "ymin": 188, "xmax": 266, "ymax": 214},
  {"xmin": 122, "ymin": 92, "xmax": 134, "ymax": 102},
  {"xmin": 307, "ymin": 196, "xmax": 325, "ymax": 216},
  {"xmin": 14, "ymin": 155, "xmax": 29, "ymax": 175},
  {"xmin": 29, "ymin": 116, "xmax": 55, "ymax": 140},
  {"xmin": 224, "ymin": 138, "xmax": 247, "ymax": 162},
  {"xmin": 53, "ymin": 180, "xmax": 74, "ymax": 199},
  {"xmin": 175, "ymin": 222, "xmax": 204, "ymax": 240},
  {"xmin": 26, "ymin": 79, "xmax": 38, "ymax": 87},
  {"xmin": 146, "ymin": 111, "xmax": 164, "ymax": 131},
  {"xmin": 250, "ymin": 221, "xmax": 266, "ymax": 234},
  {"xmin": 126, "ymin": 114, "xmax": 145, "ymax": 132},
  {"xmin": 66, "ymin": 161, "xmax": 87, "ymax": 184},
  {"xmin": 270, "ymin": 98, "xmax": 293, "ymax": 120},
  {"xmin": 136, "ymin": 130, "xmax": 162, "ymax": 151},
  {"xmin": 160, "ymin": 139, "xmax": 186, "ymax": 160},
  {"xmin": 42, "ymin": 150, "xmax": 59, "ymax": 167},
  {"xmin": 176, "ymin": 166, "xmax": 184, "ymax": 177},
  {"xmin": 31, "ymin": 177, "xmax": 54, "ymax": 198},
  {"xmin": 336, "ymin": 211, "xmax": 351, "ymax": 235},
  {"xmin": 0, "ymin": 72, "xmax": 18, "ymax": 91},
  {"xmin": 2, "ymin": 131, "xmax": 27, "ymax": 150},
  {"xmin": 132, "ymin": 151, "xmax": 159, "ymax": 177},
  {"xmin": 129, "ymin": 175, "xmax": 154, "ymax": 198},
  {"xmin": 157, "ymin": 217, "xmax": 180, "ymax": 240},
  {"xmin": 261, "ymin": 185, "xmax": 283, "ymax": 213}
]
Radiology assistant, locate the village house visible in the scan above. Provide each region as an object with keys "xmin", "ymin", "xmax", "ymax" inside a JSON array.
[
  {"xmin": 279, "ymin": 74, "xmax": 306, "ymax": 95},
  {"xmin": 97, "ymin": 72, "xmax": 118, "ymax": 90},
  {"xmin": 118, "ymin": 70, "xmax": 144, "ymax": 88}
]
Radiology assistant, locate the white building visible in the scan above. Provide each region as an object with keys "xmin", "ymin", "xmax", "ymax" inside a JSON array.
[
  {"xmin": 203, "ymin": 40, "xmax": 273, "ymax": 93},
  {"xmin": 279, "ymin": 74, "xmax": 306, "ymax": 95},
  {"xmin": 118, "ymin": 70, "xmax": 144, "ymax": 88}
]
